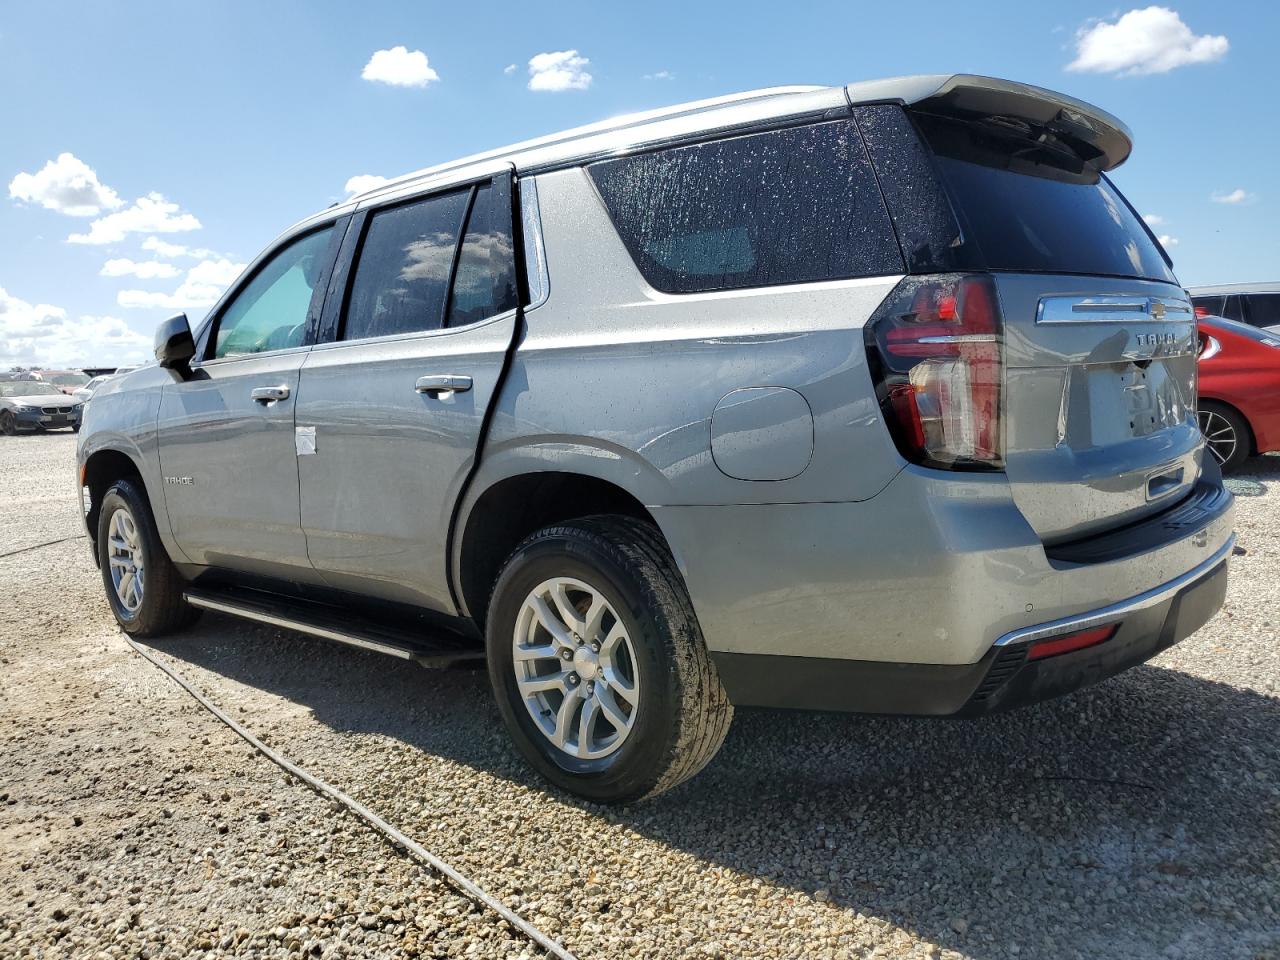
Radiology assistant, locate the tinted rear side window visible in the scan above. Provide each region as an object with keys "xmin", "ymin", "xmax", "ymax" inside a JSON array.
[
  {"xmin": 913, "ymin": 113, "xmax": 1176, "ymax": 284},
  {"xmin": 447, "ymin": 180, "xmax": 519, "ymax": 327},
  {"xmin": 588, "ymin": 121, "xmax": 903, "ymax": 294},
  {"xmin": 1247, "ymin": 294, "xmax": 1280, "ymax": 327},
  {"xmin": 344, "ymin": 189, "xmax": 469, "ymax": 341}
]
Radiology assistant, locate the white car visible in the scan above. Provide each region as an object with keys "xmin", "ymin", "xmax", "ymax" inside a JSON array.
[{"xmin": 73, "ymin": 369, "xmax": 136, "ymax": 403}]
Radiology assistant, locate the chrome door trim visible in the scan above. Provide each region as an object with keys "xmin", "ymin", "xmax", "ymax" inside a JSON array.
[{"xmin": 993, "ymin": 533, "xmax": 1235, "ymax": 647}]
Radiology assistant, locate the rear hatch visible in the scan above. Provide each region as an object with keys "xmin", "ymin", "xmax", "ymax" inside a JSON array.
[{"xmin": 853, "ymin": 78, "xmax": 1201, "ymax": 544}]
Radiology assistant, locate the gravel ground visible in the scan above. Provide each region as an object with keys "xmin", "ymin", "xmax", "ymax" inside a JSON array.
[{"xmin": 2, "ymin": 432, "xmax": 1278, "ymax": 959}]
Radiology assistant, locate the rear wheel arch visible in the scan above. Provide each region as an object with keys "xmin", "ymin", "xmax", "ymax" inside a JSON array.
[{"xmin": 456, "ymin": 471, "xmax": 674, "ymax": 628}]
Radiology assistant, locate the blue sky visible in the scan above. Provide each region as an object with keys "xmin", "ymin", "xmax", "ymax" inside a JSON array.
[{"xmin": 1, "ymin": 0, "xmax": 1274, "ymax": 368}]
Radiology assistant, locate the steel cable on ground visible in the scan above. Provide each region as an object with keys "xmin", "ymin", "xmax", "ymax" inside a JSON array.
[{"xmin": 122, "ymin": 633, "xmax": 579, "ymax": 960}]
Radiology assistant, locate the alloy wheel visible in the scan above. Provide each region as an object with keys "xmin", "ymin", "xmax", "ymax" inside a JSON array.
[
  {"xmin": 512, "ymin": 576, "xmax": 640, "ymax": 762},
  {"xmin": 107, "ymin": 507, "xmax": 145, "ymax": 614},
  {"xmin": 1198, "ymin": 409, "xmax": 1238, "ymax": 467}
]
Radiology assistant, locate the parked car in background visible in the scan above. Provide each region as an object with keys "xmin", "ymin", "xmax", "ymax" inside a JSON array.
[
  {"xmin": 1190, "ymin": 283, "xmax": 1280, "ymax": 333},
  {"xmin": 74, "ymin": 374, "xmax": 117, "ymax": 403},
  {"xmin": 1197, "ymin": 315, "xmax": 1280, "ymax": 471},
  {"xmin": 77, "ymin": 75, "xmax": 1234, "ymax": 801},
  {"xmin": 41, "ymin": 371, "xmax": 91, "ymax": 395},
  {"xmin": 0, "ymin": 381, "xmax": 83, "ymax": 434}
]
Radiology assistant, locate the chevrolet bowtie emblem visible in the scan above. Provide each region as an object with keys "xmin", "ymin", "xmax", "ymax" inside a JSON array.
[{"xmin": 1150, "ymin": 300, "xmax": 1166, "ymax": 321}]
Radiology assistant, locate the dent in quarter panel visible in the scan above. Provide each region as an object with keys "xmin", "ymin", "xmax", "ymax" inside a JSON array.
[
  {"xmin": 490, "ymin": 168, "xmax": 905, "ymax": 506},
  {"xmin": 711, "ymin": 387, "xmax": 813, "ymax": 481}
]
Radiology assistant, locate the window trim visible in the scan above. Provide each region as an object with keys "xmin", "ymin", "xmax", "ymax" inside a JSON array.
[
  {"xmin": 196, "ymin": 218, "xmax": 346, "ymax": 366},
  {"xmin": 330, "ymin": 168, "xmax": 520, "ymax": 346}
]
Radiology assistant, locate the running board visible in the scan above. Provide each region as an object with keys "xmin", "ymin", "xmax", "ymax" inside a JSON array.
[{"xmin": 183, "ymin": 586, "xmax": 482, "ymax": 668}]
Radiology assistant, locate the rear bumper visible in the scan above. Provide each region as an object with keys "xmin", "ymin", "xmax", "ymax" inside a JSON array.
[
  {"xmin": 657, "ymin": 462, "xmax": 1234, "ymax": 667},
  {"xmin": 712, "ymin": 539, "xmax": 1231, "ymax": 714}
]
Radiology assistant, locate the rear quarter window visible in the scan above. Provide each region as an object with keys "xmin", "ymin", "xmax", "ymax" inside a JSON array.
[{"xmin": 587, "ymin": 121, "xmax": 904, "ymax": 294}]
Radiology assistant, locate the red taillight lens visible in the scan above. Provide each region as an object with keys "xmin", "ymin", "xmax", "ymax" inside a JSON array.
[
  {"xmin": 866, "ymin": 274, "xmax": 1003, "ymax": 469},
  {"xmin": 1027, "ymin": 624, "xmax": 1118, "ymax": 660},
  {"xmin": 1193, "ymin": 304, "xmax": 1210, "ymax": 319}
]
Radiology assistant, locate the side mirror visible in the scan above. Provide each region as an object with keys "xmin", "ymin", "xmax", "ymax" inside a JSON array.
[{"xmin": 155, "ymin": 313, "xmax": 196, "ymax": 379}]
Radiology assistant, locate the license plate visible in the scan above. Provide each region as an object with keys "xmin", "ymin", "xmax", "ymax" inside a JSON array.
[{"xmin": 41, "ymin": 415, "xmax": 67, "ymax": 423}]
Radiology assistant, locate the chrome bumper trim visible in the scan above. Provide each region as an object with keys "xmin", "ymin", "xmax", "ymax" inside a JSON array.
[{"xmin": 993, "ymin": 533, "xmax": 1235, "ymax": 647}]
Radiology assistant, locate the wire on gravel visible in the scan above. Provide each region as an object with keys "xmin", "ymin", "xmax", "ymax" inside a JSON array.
[
  {"xmin": 123, "ymin": 633, "xmax": 579, "ymax": 960},
  {"xmin": 0, "ymin": 533, "xmax": 87, "ymax": 559}
]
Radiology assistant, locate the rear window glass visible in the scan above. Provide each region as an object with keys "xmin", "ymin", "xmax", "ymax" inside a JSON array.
[
  {"xmin": 1247, "ymin": 294, "xmax": 1280, "ymax": 328},
  {"xmin": 913, "ymin": 113, "xmax": 1176, "ymax": 284},
  {"xmin": 588, "ymin": 121, "xmax": 903, "ymax": 294}
]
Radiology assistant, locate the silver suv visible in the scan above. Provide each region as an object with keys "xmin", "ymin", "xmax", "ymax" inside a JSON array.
[{"xmin": 78, "ymin": 75, "xmax": 1235, "ymax": 802}]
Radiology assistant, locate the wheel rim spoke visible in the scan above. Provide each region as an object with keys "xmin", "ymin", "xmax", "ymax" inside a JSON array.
[
  {"xmin": 550, "ymin": 691, "xmax": 579, "ymax": 748},
  {"xmin": 517, "ymin": 670, "xmax": 572, "ymax": 696},
  {"xmin": 576, "ymin": 696, "xmax": 601, "ymax": 758}
]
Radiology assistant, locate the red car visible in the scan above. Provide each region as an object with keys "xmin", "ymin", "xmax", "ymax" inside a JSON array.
[{"xmin": 1197, "ymin": 314, "xmax": 1280, "ymax": 471}]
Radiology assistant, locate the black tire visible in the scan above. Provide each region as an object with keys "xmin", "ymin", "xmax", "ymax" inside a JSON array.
[
  {"xmin": 96, "ymin": 477, "xmax": 199, "ymax": 636},
  {"xmin": 0, "ymin": 411, "xmax": 15, "ymax": 436},
  {"xmin": 1198, "ymin": 401, "xmax": 1251, "ymax": 473},
  {"xmin": 486, "ymin": 515, "xmax": 733, "ymax": 803}
]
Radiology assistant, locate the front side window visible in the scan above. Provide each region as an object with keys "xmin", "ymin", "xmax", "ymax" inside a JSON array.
[
  {"xmin": 588, "ymin": 121, "xmax": 904, "ymax": 294},
  {"xmin": 213, "ymin": 226, "xmax": 334, "ymax": 359},
  {"xmin": 343, "ymin": 189, "xmax": 469, "ymax": 341},
  {"xmin": 447, "ymin": 181, "xmax": 518, "ymax": 327}
]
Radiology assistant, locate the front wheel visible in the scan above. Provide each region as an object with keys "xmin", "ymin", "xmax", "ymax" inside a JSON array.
[
  {"xmin": 1198, "ymin": 401, "xmax": 1251, "ymax": 473},
  {"xmin": 486, "ymin": 516, "xmax": 733, "ymax": 803},
  {"xmin": 0, "ymin": 411, "xmax": 15, "ymax": 436},
  {"xmin": 97, "ymin": 478, "xmax": 199, "ymax": 636}
]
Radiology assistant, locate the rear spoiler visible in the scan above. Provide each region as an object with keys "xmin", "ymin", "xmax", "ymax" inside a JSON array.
[{"xmin": 845, "ymin": 74, "xmax": 1133, "ymax": 172}]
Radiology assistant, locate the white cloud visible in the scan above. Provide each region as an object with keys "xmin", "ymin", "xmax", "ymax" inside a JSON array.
[
  {"xmin": 1211, "ymin": 188, "xmax": 1254, "ymax": 205},
  {"xmin": 503, "ymin": 63, "xmax": 517, "ymax": 75},
  {"xmin": 1142, "ymin": 213, "xmax": 1165, "ymax": 226},
  {"xmin": 100, "ymin": 258, "xmax": 181, "ymax": 280},
  {"xmin": 361, "ymin": 46, "xmax": 439, "ymax": 87},
  {"xmin": 644, "ymin": 70, "xmax": 675, "ymax": 81},
  {"xmin": 68, "ymin": 193, "xmax": 201, "ymax": 245},
  {"xmin": 0, "ymin": 286, "xmax": 149, "ymax": 368},
  {"xmin": 117, "ymin": 258, "xmax": 246, "ymax": 310},
  {"xmin": 1067, "ymin": 7, "xmax": 1229, "ymax": 75},
  {"xmin": 344, "ymin": 174, "xmax": 389, "ymax": 196},
  {"xmin": 141, "ymin": 236, "xmax": 216, "ymax": 259},
  {"xmin": 8, "ymin": 152, "xmax": 124, "ymax": 217},
  {"xmin": 1157, "ymin": 234, "xmax": 1179, "ymax": 247},
  {"xmin": 527, "ymin": 50, "xmax": 592, "ymax": 92}
]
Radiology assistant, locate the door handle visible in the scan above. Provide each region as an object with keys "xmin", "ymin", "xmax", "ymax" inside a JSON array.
[
  {"xmin": 251, "ymin": 385, "xmax": 290, "ymax": 404},
  {"xmin": 415, "ymin": 375, "xmax": 472, "ymax": 396}
]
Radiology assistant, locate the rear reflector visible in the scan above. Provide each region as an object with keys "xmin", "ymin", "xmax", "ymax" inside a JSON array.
[{"xmin": 1026, "ymin": 624, "xmax": 1118, "ymax": 661}]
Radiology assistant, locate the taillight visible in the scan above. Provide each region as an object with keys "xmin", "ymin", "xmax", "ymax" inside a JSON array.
[
  {"xmin": 1193, "ymin": 304, "xmax": 1211, "ymax": 319},
  {"xmin": 865, "ymin": 274, "xmax": 1003, "ymax": 469}
]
